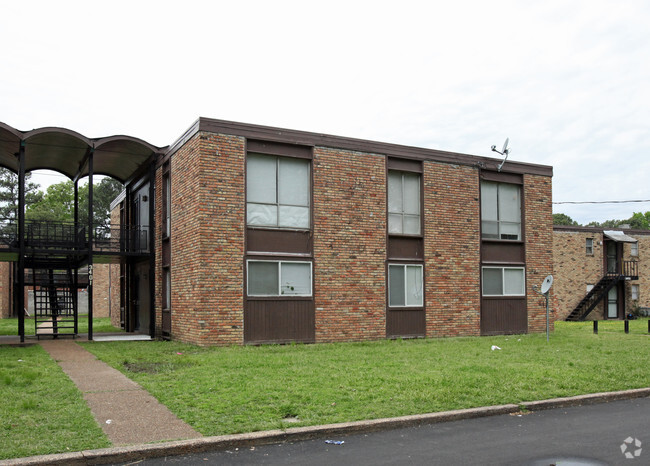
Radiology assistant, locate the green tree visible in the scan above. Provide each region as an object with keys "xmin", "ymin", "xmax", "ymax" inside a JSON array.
[
  {"xmin": 0, "ymin": 167, "xmax": 42, "ymax": 220},
  {"xmin": 553, "ymin": 213, "xmax": 579, "ymax": 226},
  {"xmin": 25, "ymin": 180, "xmax": 75, "ymax": 222},
  {"xmin": 26, "ymin": 177, "xmax": 123, "ymax": 237},
  {"xmin": 628, "ymin": 212, "xmax": 650, "ymax": 230}
]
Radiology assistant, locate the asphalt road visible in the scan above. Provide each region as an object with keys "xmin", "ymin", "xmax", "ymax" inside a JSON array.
[{"xmin": 129, "ymin": 397, "xmax": 648, "ymax": 465}]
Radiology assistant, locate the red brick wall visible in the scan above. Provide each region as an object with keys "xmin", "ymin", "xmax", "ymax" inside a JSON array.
[
  {"xmin": 424, "ymin": 162, "xmax": 481, "ymax": 337},
  {"xmin": 553, "ymin": 230, "xmax": 604, "ymax": 320},
  {"xmin": 313, "ymin": 147, "xmax": 387, "ymax": 342},
  {"xmin": 91, "ymin": 264, "xmax": 110, "ymax": 318},
  {"xmin": 167, "ymin": 132, "xmax": 246, "ymax": 346},
  {"xmin": 0, "ymin": 262, "xmax": 11, "ymax": 318},
  {"xmin": 109, "ymin": 205, "xmax": 122, "ymax": 329},
  {"xmin": 524, "ymin": 174, "xmax": 555, "ymax": 331},
  {"xmin": 159, "ymin": 131, "xmax": 553, "ymax": 345}
]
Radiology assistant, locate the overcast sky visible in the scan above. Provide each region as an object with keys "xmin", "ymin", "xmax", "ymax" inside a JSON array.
[{"xmin": 2, "ymin": 0, "xmax": 649, "ymax": 225}]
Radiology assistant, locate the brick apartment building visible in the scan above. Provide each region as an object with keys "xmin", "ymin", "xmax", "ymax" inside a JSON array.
[
  {"xmin": 105, "ymin": 118, "xmax": 554, "ymax": 346},
  {"xmin": 0, "ymin": 118, "xmax": 553, "ymax": 344},
  {"xmin": 554, "ymin": 225, "xmax": 650, "ymax": 321}
]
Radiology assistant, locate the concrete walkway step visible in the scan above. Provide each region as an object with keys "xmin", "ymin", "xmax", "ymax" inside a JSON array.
[{"xmin": 39, "ymin": 340, "xmax": 202, "ymax": 446}]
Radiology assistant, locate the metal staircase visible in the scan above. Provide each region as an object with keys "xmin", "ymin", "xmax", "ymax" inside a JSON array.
[
  {"xmin": 32, "ymin": 267, "xmax": 77, "ymax": 338},
  {"xmin": 565, "ymin": 274, "xmax": 620, "ymax": 321},
  {"xmin": 565, "ymin": 260, "xmax": 639, "ymax": 321}
]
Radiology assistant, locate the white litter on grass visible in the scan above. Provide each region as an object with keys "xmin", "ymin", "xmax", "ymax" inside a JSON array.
[{"xmin": 491, "ymin": 345, "xmax": 501, "ymax": 351}]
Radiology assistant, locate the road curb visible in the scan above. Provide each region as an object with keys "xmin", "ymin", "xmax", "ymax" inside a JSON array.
[{"xmin": 3, "ymin": 388, "xmax": 649, "ymax": 465}]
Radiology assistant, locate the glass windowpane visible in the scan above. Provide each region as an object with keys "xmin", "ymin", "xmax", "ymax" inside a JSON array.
[
  {"xmin": 280, "ymin": 262, "xmax": 311, "ymax": 295},
  {"xmin": 387, "ymin": 172, "xmax": 402, "ymax": 213},
  {"xmin": 406, "ymin": 265, "xmax": 423, "ymax": 306},
  {"xmin": 248, "ymin": 262, "xmax": 279, "ymax": 295},
  {"xmin": 481, "ymin": 182, "xmax": 498, "ymax": 222},
  {"xmin": 482, "ymin": 220, "xmax": 499, "ymax": 239},
  {"xmin": 389, "ymin": 265, "xmax": 405, "ymax": 306},
  {"xmin": 482, "ymin": 268, "xmax": 503, "ymax": 295},
  {"xmin": 504, "ymin": 268, "xmax": 525, "ymax": 295},
  {"xmin": 402, "ymin": 173, "xmax": 420, "ymax": 214},
  {"xmin": 498, "ymin": 184, "xmax": 520, "ymax": 222},
  {"xmin": 403, "ymin": 215, "xmax": 420, "ymax": 235},
  {"xmin": 388, "ymin": 213, "xmax": 403, "ymax": 234},
  {"xmin": 247, "ymin": 154, "xmax": 277, "ymax": 204},
  {"xmin": 279, "ymin": 158, "xmax": 309, "ymax": 206},
  {"xmin": 279, "ymin": 206, "xmax": 310, "ymax": 228},
  {"xmin": 247, "ymin": 203, "xmax": 277, "ymax": 226}
]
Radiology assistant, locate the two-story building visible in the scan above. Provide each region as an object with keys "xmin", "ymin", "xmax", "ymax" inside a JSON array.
[
  {"xmin": 107, "ymin": 118, "xmax": 553, "ymax": 345},
  {"xmin": 554, "ymin": 225, "xmax": 649, "ymax": 321},
  {"xmin": 0, "ymin": 118, "xmax": 554, "ymax": 344}
]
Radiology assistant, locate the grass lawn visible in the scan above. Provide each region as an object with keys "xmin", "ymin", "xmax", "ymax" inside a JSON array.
[
  {"xmin": 80, "ymin": 319, "xmax": 650, "ymax": 437},
  {"xmin": 0, "ymin": 345, "xmax": 111, "ymax": 460},
  {"xmin": 0, "ymin": 316, "xmax": 122, "ymax": 336}
]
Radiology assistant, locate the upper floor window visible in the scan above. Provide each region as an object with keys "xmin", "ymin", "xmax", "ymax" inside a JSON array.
[
  {"xmin": 631, "ymin": 242, "xmax": 639, "ymax": 257},
  {"xmin": 247, "ymin": 153, "xmax": 310, "ymax": 229},
  {"xmin": 388, "ymin": 171, "xmax": 421, "ymax": 235},
  {"xmin": 481, "ymin": 181, "xmax": 521, "ymax": 241},
  {"xmin": 586, "ymin": 238, "xmax": 594, "ymax": 255}
]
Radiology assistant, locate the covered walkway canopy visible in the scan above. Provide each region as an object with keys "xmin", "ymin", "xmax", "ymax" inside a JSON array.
[
  {"xmin": 0, "ymin": 121, "xmax": 166, "ymax": 342},
  {"xmin": 0, "ymin": 122, "xmax": 164, "ymax": 183}
]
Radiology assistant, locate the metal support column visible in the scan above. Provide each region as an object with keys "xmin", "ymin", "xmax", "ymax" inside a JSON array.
[
  {"xmin": 148, "ymin": 162, "xmax": 156, "ymax": 339},
  {"xmin": 17, "ymin": 142, "xmax": 25, "ymax": 342},
  {"xmin": 87, "ymin": 151, "xmax": 94, "ymax": 340}
]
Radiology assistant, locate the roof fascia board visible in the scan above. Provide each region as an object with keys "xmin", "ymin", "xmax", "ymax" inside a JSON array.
[
  {"xmin": 194, "ymin": 117, "xmax": 553, "ymax": 177},
  {"xmin": 163, "ymin": 119, "xmax": 201, "ymax": 162}
]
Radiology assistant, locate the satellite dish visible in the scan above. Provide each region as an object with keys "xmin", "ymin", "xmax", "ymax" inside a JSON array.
[
  {"xmin": 540, "ymin": 275, "xmax": 553, "ymax": 295},
  {"xmin": 501, "ymin": 137, "xmax": 510, "ymax": 155},
  {"xmin": 492, "ymin": 137, "xmax": 511, "ymax": 172}
]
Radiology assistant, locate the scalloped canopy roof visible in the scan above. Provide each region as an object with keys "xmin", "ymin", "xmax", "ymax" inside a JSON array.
[{"xmin": 0, "ymin": 122, "xmax": 165, "ymax": 183}]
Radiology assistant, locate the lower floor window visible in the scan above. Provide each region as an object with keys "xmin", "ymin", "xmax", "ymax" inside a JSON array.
[
  {"xmin": 631, "ymin": 284, "xmax": 639, "ymax": 300},
  {"xmin": 247, "ymin": 260, "xmax": 312, "ymax": 297},
  {"xmin": 388, "ymin": 264, "xmax": 423, "ymax": 307},
  {"xmin": 482, "ymin": 266, "xmax": 525, "ymax": 296}
]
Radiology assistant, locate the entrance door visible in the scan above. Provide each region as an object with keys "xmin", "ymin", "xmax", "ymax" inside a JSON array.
[
  {"xmin": 607, "ymin": 286, "xmax": 618, "ymax": 318},
  {"xmin": 133, "ymin": 261, "xmax": 150, "ymax": 333},
  {"xmin": 606, "ymin": 241, "xmax": 618, "ymax": 274}
]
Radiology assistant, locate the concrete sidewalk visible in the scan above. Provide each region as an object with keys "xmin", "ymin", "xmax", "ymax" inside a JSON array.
[{"xmin": 38, "ymin": 340, "xmax": 201, "ymax": 447}]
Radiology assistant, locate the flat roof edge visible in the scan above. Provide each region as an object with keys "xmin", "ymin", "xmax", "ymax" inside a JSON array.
[
  {"xmin": 554, "ymin": 225, "xmax": 650, "ymax": 236},
  {"xmin": 165, "ymin": 117, "xmax": 552, "ymax": 177}
]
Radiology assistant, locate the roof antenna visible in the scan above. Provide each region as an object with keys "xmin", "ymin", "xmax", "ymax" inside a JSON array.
[{"xmin": 491, "ymin": 138, "xmax": 511, "ymax": 172}]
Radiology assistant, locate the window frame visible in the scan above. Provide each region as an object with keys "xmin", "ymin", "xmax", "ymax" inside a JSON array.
[
  {"xmin": 480, "ymin": 180, "xmax": 522, "ymax": 241},
  {"xmin": 630, "ymin": 242, "xmax": 638, "ymax": 257},
  {"xmin": 388, "ymin": 263, "xmax": 424, "ymax": 308},
  {"xmin": 246, "ymin": 260, "xmax": 313, "ymax": 297},
  {"xmin": 246, "ymin": 153, "xmax": 311, "ymax": 230},
  {"xmin": 585, "ymin": 238, "xmax": 594, "ymax": 255},
  {"xmin": 162, "ymin": 169, "xmax": 171, "ymax": 238},
  {"xmin": 631, "ymin": 284, "xmax": 639, "ymax": 300},
  {"xmin": 481, "ymin": 266, "xmax": 526, "ymax": 297},
  {"xmin": 387, "ymin": 170, "xmax": 421, "ymax": 236}
]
